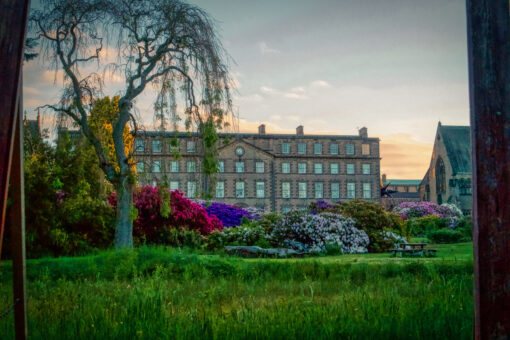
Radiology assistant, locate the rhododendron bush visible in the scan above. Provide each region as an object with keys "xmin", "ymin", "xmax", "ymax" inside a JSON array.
[
  {"xmin": 204, "ymin": 202, "xmax": 255, "ymax": 227},
  {"xmin": 269, "ymin": 211, "xmax": 369, "ymax": 254},
  {"xmin": 393, "ymin": 201, "xmax": 462, "ymax": 221},
  {"xmin": 109, "ymin": 186, "xmax": 222, "ymax": 243}
]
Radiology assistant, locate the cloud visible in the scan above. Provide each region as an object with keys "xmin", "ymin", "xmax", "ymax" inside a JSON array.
[
  {"xmin": 258, "ymin": 41, "xmax": 281, "ymax": 55},
  {"xmin": 380, "ymin": 133, "xmax": 433, "ymax": 179},
  {"xmin": 310, "ymin": 80, "xmax": 331, "ymax": 88}
]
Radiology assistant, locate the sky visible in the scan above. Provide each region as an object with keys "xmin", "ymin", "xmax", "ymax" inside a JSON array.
[{"xmin": 23, "ymin": 0, "xmax": 470, "ymax": 179}]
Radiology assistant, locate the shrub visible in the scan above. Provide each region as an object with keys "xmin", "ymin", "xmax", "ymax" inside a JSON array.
[
  {"xmin": 339, "ymin": 200, "xmax": 405, "ymax": 252},
  {"xmin": 204, "ymin": 202, "xmax": 255, "ymax": 227},
  {"xmin": 406, "ymin": 215, "xmax": 450, "ymax": 237},
  {"xmin": 152, "ymin": 227, "xmax": 205, "ymax": 248},
  {"xmin": 268, "ymin": 211, "xmax": 369, "ymax": 254},
  {"xmin": 109, "ymin": 186, "xmax": 223, "ymax": 244},
  {"xmin": 456, "ymin": 216, "xmax": 473, "ymax": 241},
  {"xmin": 393, "ymin": 201, "xmax": 463, "ymax": 226},
  {"xmin": 206, "ymin": 225, "xmax": 270, "ymax": 250},
  {"xmin": 427, "ymin": 229, "xmax": 464, "ymax": 244},
  {"xmin": 308, "ymin": 199, "xmax": 338, "ymax": 214}
]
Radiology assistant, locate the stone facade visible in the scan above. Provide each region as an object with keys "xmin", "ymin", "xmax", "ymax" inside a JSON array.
[
  {"xmin": 419, "ymin": 123, "xmax": 472, "ymax": 215},
  {"xmin": 134, "ymin": 125, "xmax": 381, "ymax": 212}
]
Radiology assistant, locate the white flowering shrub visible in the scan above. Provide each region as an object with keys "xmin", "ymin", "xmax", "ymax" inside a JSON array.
[
  {"xmin": 269, "ymin": 212, "xmax": 369, "ymax": 254},
  {"xmin": 379, "ymin": 231, "xmax": 407, "ymax": 245}
]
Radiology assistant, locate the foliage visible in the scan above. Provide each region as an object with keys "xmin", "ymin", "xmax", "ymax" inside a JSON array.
[
  {"xmin": 88, "ymin": 96, "xmax": 136, "ymax": 176},
  {"xmin": 339, "ymin": 200, "xmax": 406, "ymax": 252},
  {"xmin": 393, "ymin": 201, "xmax": 463, "ymax": 227},
  {"xmin": 5, "ymin": 128, "xmax": 115, "ymax": 259},
  {"xmin": 406, "ymin": 215, "xmax": 449, "ymax": 237},
  {"xmin": 206, "ymin": 225, "xmax": 270, "ymax": 250},
  {"xmin": 152, "ymin": 227, "xmax": 204, "ymax": 248},
  {"xmin": 109, "ymin": 186, "xmax": 223, "ymax": 243},
  {"xmin": 268, "ymin": 211, "xmax": 369, "ymax": 254},
  {"xmin": 456, "ymin": 216, "xmax": 473, "ymax": 241},
  {"xmin": 427, "ymin": 229, "xmax": 465, "ymax": 244},
  {"xmin": 0, "ymin": 246, "xmax": 474, "ymax": 339},
  {"xmin": 308, "ymin": 199, "xmax": 337, "ymax": 214},
  {"xmin": 204, "ymin": 202, "xmax": 255, "ymax": 227}
]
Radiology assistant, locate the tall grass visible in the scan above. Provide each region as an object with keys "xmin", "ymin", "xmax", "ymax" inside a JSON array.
[{"xmin": 0, "ymin": 247, "xmax": 473, "ymax": 339}]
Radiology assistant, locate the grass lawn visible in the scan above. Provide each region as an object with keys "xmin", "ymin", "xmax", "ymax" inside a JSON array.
[{"xmin": 0, "ymin": 243, "xmax": 474, "ymax": 339}]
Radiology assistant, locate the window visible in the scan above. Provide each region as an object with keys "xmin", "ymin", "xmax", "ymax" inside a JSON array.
[
  {"xmin": 346, "ymin": 143, "xmax": 355, "ymax": 155},
  {"xmin": 331, "ymin": 182, "xmax": 340, "ymax": 199},
  {"xmin": 170, "ymin": 140, "xmax": 179, "ymax": 153},
  {"xmin": 330, "ymin": 163, "xmax": 339, "ymax": 174},
  {"xmin": 298, "ymin": 182, "xmax": 307, "ymax": 199},
  {"xmin": 298, "ymin": 143, "xmax": 307, "ymax": 154},
  {"xmin": 346, "ymin": 163, "xmax": 355, "ymax": 175},
  {"xmin": 314, "ymin": 143, "xmax": 322, "ymax": 154},
  {"xmin": 170, "ymin": 181, "xmax": 179, "ymax": 191},
  {"xmin": 330, "ymin": 143, "xmax": 338, "ymax": 155},
  {"xmin": 187, "ymin": 141, "xmax": 196, "ymax": 153},
  {"xmin": 314, "ymin": 163, "xmax": 323, "ymax": 174},
  {"xmin": 170, "ymin": 161, "xmax": 179, "ymax": 173},
  {"xmin": 363, "ymin": 183, "xmax": 371, "ymax": 199},
  {"xmin": 187, "ymin": 161, "xmax": 196, "ymax": 173},
  {"xmin": 152, "ymin": 140, "xmax": 162, "ymax": 153},
  {"xmin": 282, "ymin": 162, "xmax": 291, "ymax": 174},
  {"xmin": 255, "ymin": 161, "xmax": 265, "ymax": 173},
  {"xmin": 282, "ymin": 182, "xmax": 291, "ymax": 198},
  {"xmin": 282, "ymin": 206, "xmax": 292, "ymax": 213},
  {"xmin": 256, "ymin": 182, "xmax": 265, "ymax": 198},
  {"xmin": 362, "ymin": 143, "xmax": 370, "ymax": 155},
  {"xmin": 314, "ymin": 182, "xmax": 324, "ymax": 199},
  {"xmin": 216, "ymin": 181, "xmax": 225, "ymax": 198},
  {"xmin": 282, "ymin": 142, "xmax": 290, "ymax": 154},
  {"xmin": 298, "ymin": 162, "xmax": 307, "ymax": 174},
  {"xmin": 347, "ymin": 182, "xmax": 356, "ymax": 199},
  {"xmin": 362, "ymin": 164, "xmax": 370, "ymax": 175},
  {"xmin": 187, "ymin": 181, "xmax": 197, "ymax": 198},
  {"xmin": 217, "ymin": 161, "xmax": 224, "ymax": 173},
  {"xmin": 135, "ymin": 139, "xmax": 145, "ymax": 152},
  {"xmin": 235, "ymin": 161, "xmax": 245, "ymax": 173},
  {"xmin": 152, "ymin": 161, "xmax": 161, "ymax": 173},
  {"xmin": 136, "ymin": 162, "xmax": 145, "ymax": 173},
  {"xmin": 236, "ymin": 181, "xmax": 245, "ymax": 198}
]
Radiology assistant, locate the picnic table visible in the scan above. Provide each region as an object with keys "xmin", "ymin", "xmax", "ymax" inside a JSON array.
[{"xmin": 391, "ymin": 243, "xmax": 437, "ymax": 257}]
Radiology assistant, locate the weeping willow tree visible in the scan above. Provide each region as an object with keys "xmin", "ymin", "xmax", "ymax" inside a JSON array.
[{"xmin": 31, "ymin": 0, "xmax": 235, "ymax": 248}]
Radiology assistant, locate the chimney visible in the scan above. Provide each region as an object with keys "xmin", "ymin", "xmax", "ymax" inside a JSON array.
[
  {"xmin": 296, "ymin": 125, "xmax": 304, "ymax": 136},
  {"xmin": 359, "ymin": 127, "xmax": 368, "ymax": 139},
  {"xmin": 382, "ymin": 174, "xmax": 387, "ymax": 183},
  {"xmin": 258, "ymin": 124, "xmax": 266, "ymax": 135}
]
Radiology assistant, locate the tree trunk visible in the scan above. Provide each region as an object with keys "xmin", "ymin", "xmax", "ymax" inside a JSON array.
[{"xmin": 114, "ymin": 175, "xmax": 134, "ymax": 248}]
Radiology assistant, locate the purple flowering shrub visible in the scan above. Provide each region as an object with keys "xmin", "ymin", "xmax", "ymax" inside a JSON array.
[
  {"xmin": 204, "ymin": 202, "xmax": 255, "ymax": 227},
  {"xmin": 308, "ymin": 199, "xmax": 340, "ymax": 214},
  {"xmin": 393, "ymin": 201, "xmax": 462, "ymax": 220},
  {"xmin": 268, "ymin": 211, "xmax": 369, "ymax": 254}
]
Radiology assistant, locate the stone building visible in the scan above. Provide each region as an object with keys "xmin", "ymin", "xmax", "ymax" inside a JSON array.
[
  {"xmin": 133, "ymin": 125, "xmax": 381, "ymax": 212},
  {"xmin": 419, "ymin": 122, "xmax": 472, "ymax": 215},
  {"xmin": 380, "ymin": 174, "xmax": 421, "ymax": 210}
]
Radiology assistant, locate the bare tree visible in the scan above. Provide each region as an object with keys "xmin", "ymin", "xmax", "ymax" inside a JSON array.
[{"xmin": 31, "ymin": 0, "xmax": 234, "ymax": 248}]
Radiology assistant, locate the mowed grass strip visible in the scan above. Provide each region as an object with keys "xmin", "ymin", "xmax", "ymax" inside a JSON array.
[{"xmin": 0, "ymin": 244, "xmax": 473, "ymax": 339}]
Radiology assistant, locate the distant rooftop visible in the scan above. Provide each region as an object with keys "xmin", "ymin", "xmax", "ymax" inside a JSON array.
[
  {"xmin": 438, "ymin": 123, "xmax": 471, "ymax": 175},
  {"xmin": 383, "ymin": 179, "xmax": 421, "ymax": 186}
]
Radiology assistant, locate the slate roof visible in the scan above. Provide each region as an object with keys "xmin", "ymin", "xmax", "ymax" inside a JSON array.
[
  {"xmin": 439, "ymin": 124, "xmax": 471, "ymax": 175},
  {"xmin": 388, "ymin": 192, "xmax": 421, "ymax": 199},
  {"xmin": 383, "ymin": 179, "xmax": 421, "ymax": 186}
]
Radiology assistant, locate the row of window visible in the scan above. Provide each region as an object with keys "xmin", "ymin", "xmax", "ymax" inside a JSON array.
[
  {"xmin": 136, "ymin": 140, "xmax": 197, "ymax": 153},
  {"xmin": 138, "ymin": 160, "xmax": 372, "ymax": 175},
  {"xmin": 162, "ymin": 180, "xmax": 372, "ymax": 200},
  {"xmin": 135, "ymin": 139, "xmax": 372, "ymax": 156},
  {"xmin": 281, "ymin": 142, "xmax": 370, "ymax": 156}
]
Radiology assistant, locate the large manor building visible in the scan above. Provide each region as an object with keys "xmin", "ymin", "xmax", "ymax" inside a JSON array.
[{"xmin": 134, "ymin": 125, "xmax": 381, "ymax": 212}]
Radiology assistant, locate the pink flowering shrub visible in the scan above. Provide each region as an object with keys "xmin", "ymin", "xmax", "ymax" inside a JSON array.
[{"xmin": 109, "ymin": 186, "xmax": 222, "ymax": 243}]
